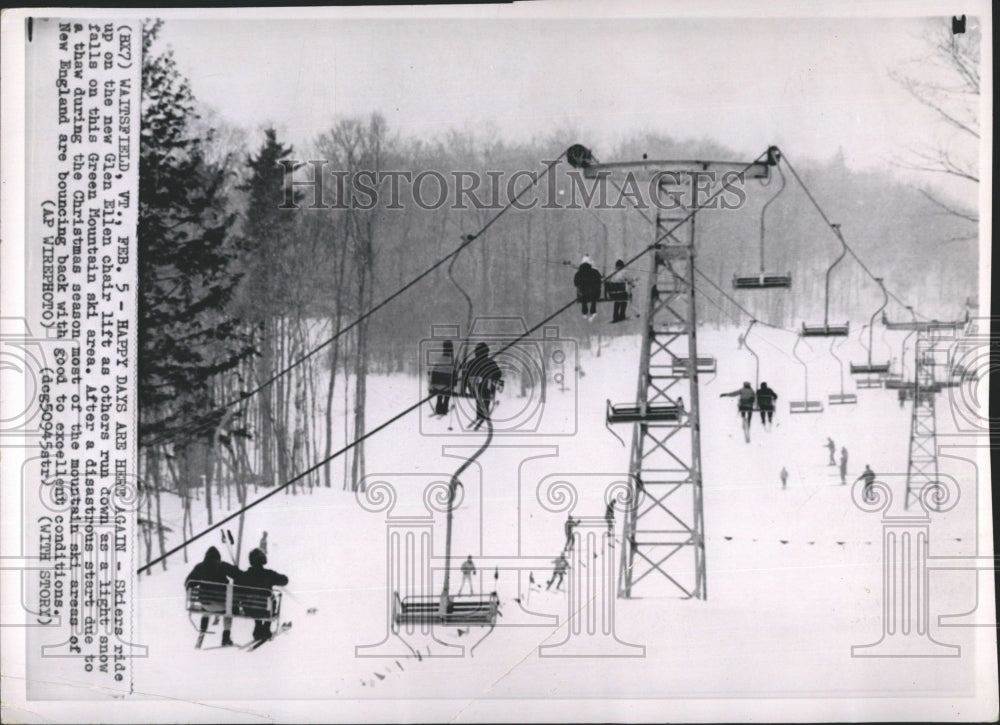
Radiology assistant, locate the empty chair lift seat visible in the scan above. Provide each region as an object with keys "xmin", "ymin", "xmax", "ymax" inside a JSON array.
[
  {"xmin": 789, "ymin": 399, "xmax": 824, "ymax": 414},
  {"xmin": 828, "ymin": 391, "xmax": 858, "ymax": 405},
  {"xmin": 854, "ymin": 374, "xmax": 884, "ymax": 390},
  {"xmin": 393, "ymin": 592, "xmax": 499, "ymax": 627},
  {"xmin": 606, "ymin": 399, "xmax": 684, "ymax": 424},
  {"xmin": 849, "ymin": 362, "xmax": 891, "ymax": 375},
  {"xmin": 801, "ymin": 322, "xmax": 850, "ymax": 337},
  {"xmin": 732, "ymin": 272, "xmax": 792, "ymax": 290},
  {"xmin": 670, "ymin": 357, "xmax": 717, "ymax": 376}
]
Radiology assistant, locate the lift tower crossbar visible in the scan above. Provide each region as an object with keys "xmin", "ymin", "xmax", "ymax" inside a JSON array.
[{"xmin": 592, "ymin": 152, "xmax": 776, "ymax": 599}]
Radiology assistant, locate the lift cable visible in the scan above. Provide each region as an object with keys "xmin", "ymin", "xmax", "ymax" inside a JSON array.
[
  {"xmin": 143, "ymin": 149, "xmax": 574, "ymax": 449},
  {"xmin": 779, "ymin": 154, "xmax": 930, "ymax": 321},
  {"xmin": 138, "ymin": 146, "xmax": 772, "ymax": 573}
]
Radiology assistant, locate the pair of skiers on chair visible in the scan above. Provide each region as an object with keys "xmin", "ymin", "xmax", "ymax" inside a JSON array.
[{"xmin": 186, "ymin": 546, "xmax": 288, "ymax": 646}]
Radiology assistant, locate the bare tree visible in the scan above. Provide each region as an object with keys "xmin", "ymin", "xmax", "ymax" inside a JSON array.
[{"xmin": 891, "ymin": 17, "xmax": 980, "ymax": 224}]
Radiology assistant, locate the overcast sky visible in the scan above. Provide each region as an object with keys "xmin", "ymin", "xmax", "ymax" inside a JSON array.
[{"xmin": 156, "ymin": 3, "xmax": 984, "ymax": 201}]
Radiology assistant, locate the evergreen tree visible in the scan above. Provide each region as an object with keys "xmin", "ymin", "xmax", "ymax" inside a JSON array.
[
  {"xmin": 234, "ymin": 128, "xmax": 303, "ymax": 487},
  {"xmin": 138, "ymin": 20, "xmax": 252, "ymax": 450}
]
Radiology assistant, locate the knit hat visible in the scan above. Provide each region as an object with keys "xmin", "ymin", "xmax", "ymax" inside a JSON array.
[{"xmin": 249, "ymin": 548, "xmax": 267, "ymax": 567}]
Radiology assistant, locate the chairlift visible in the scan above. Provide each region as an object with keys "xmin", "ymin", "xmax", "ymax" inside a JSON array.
[
  {"xmin": 800, "ymin": 224, "xmax": 849, "ymax": 337},
  {"xmin": 393, "ymin": 427, "xmax": 499, "ymax": 641},
  {"xmin": 827, "ymin": 337, "xmax": 857, "ymax": 405},
  {"xmin": 851, "ymin": 325, "xmax": 884, "ymax": 390},
  {"xmin": 850, "ymin": 278, "xmax": 890, "ymax": 381},
  {"xmin": 186, "ymin": 580, "xmax": 283, "ymax": 634},
  {"xmin": 738, "ymin": 319, "xmax": 760, "ymax": 388},
  {"xmin": 789, "ymin": 336, "xmax": 823, "ymax": 414},
  {"xmin": 733, "ymin": 164, "xmax": 791, "ymax": 290},
  {"xmin": 671, "ymin": 356, "xmax": 717, "ymax": 377}
]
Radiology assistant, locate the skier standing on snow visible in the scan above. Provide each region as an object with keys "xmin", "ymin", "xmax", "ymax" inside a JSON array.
[
  {"xmin": 185, "ymin": 546, "xmax": 242, "ymax": 647},
  {"xmin": 780, "ymin": 467, "xmax": 789, "ymax": 489},
  {"xmin": 574, "ymin": 256, "xmax": 603, "ymax": 321},
  {"xmin": 825, "ymin": 437, "xmax": 836, "ymax": 465},
  {"xmin": 458, "ymin": 555, "xmax": 477, "ymax": 595},
  {"xmin": 720, "ymin": 382, "xmax": 756, "ymax": 441},
  {"xmin": 563, "ymin": 515, "xmax": 581, "ymax": 552},
  {"xmin": 857, "ymin": 465, "xmax": 877, "ymax": 502},
  {"xmin": 839, "ymin": 447, "xmax": 849, "ymax": 485},
  {"xmin": 465, "ymin": 342, "xmax": 503, "ymax": 431},
  {"xmin": 755, "ymin": 382, "xmax": 778, "ymax": 429},
  {"xmin": 546, "ymin": 554, "xmax": 570, "ymax": 591},
  {"xmin": 237, "ymin": 548, "xmax": 289, "ymax": 643}
]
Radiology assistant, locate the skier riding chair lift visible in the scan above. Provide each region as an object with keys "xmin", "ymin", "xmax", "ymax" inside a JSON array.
[{"xmin": 573, "ymin": 256, "xmax": 635, "ymax": 323}]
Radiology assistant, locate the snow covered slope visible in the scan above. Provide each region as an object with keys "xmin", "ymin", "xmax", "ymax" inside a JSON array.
[{"xmin": 135, "ymin": 326, "xmax": 993, "ymax": 716}]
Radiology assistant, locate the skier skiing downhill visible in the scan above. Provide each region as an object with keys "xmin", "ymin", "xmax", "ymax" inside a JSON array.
[
  {"xmin": 546, "ymin": 554, "xmax": 570, "ymax": 591},
  {"xmin": 465, "ymin": 342, "xmax": 503, "ymax": 431},
  {"xmin": 720, "ymin": 382, "xmax": 756, "ymax": 442},
  {"xmin": 780, "ymin": 466, "xmax": 789, "ymax": 489},
  {"xmin": 237, "ymin": 548, "xmax": 288, "ymax": 643},
  {"xmin": 185, "ymin": 546, "xmax": 242, "ymax": 647}
]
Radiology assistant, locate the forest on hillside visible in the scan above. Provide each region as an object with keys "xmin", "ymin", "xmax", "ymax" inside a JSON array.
[{"xmin": 135, "ymin": 21, "xmax": 978, "ymax": 568}]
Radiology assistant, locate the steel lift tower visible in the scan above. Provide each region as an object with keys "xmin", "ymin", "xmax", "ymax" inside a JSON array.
[
  {"xmin": 882, "ymin": 312, "xmax": 968, "ymax": 509},
  {"xmin": 585, "ymin": 148, "xmax": 777, "ymax": 599}
]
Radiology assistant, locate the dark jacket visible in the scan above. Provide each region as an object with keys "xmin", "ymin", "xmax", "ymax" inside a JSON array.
[
  {"xmin": 466, "ymin": 353, "xmax": 502, "ymax": 401},
  {"xmin": 237, "ymin": 564, "xmax": 289, "ymax": 590},
  {"xmin": 755, "ymin": 384, "xmax": 778, "ymax": 410},
  {"xmin": 185, "ymin": 546, "xmax": 241, "ymax": 587},
  {"xmin": 428, "ymin": 349, "xmax": 455, "ymax": 392},
  {"xmin": 574, "ymin": 263, "xmax": 603, "ymax": 301}
]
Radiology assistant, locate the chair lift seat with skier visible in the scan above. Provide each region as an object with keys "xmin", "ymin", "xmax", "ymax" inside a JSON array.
[
  {"xmin": 733, "ymin": 154, "xmax": 792, "ymax": 290},
  {"xmin": 186, "ymin": 580, "xmax": 283, "ymax": 631}
]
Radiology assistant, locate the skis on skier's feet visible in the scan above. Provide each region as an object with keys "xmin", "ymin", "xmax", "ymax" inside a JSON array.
[
  {"xmin": 200, "ymin": 640, "xmax": 253, "ymax": 651},
  {"xmin": 247, "ymin": 622, "xmax": 292, "ymax": 651}
]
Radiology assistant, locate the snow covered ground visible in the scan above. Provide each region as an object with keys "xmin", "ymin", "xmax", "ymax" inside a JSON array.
[{"xmin": 134, "ymin": 325, "xmax": 995, "ymax": 718}]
